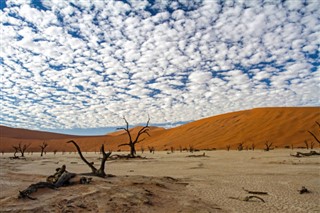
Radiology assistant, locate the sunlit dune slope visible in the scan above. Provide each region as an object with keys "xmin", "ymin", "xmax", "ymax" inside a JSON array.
[
  {"xmin": 0, "ymin": 125, "xmax": 78, "ymax": 139},
  {"xmin": 142, "ymin": 107, "xmax": 320, "ymax": 150},
  {"xmin": 0, "ymin": 107, "xmax": 319, "ymax": 152}
]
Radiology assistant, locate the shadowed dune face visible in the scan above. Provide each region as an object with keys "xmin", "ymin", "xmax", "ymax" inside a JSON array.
[{"xmin": 0, "ymin": 107, "xmax": 319, "ymax": 152}]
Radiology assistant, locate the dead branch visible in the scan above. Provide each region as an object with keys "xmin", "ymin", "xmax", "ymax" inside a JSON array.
[
  {"xmin": 19, "ymin": 165, "xmax": 92, "ymax": 200},
  {"xmin": 308, "ymin": 131, "xmax": 320, "ymax": 144},
  {"xmin": 242, "ymin": 187, "xmax": 268, "ymax": 195},
  {"xmin": 186, "ymin": 153, "xmax": 207, "ymax": 158},
  {"xmin": 308, "ymin": 121, "xmax": 320, "ymax": 144},
  {"xmin": 290, "ymin": 151, "xmax": 320, "ymax": 157},
  {"xmin": 298, "ymin": 186, "xmax": 311, "ymax": 194},
  {"xmin": 19, "ymin": 182, "xmax": 56, "ymax": 200},
  {"xmin": 229, "ymin": 195, "xmax": 265, "ymax": 203},
  {"xmin": 67, "ymin": 140, "xmax": 111, "ymax": 177},
  {"xmin": 244, "ymin": 196, "xmax": 265, "ymax": 202}
]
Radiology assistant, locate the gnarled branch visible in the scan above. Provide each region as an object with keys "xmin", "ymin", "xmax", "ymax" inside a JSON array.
[{"xmin": 67, "ymin": 140, "xmax": 111, "ymax": 177}]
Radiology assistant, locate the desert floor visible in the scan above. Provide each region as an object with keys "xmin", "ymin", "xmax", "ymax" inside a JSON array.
[{"xmin": 0, "ymin": 149, "xmax": 319, "ymax": 213}]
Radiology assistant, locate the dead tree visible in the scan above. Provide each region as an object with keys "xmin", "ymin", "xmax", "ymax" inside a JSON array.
[
  {"xmin": 226, "ymin": 145, "xmax": 231, "ymax": 151},
  {"xmin": 308, "ymin": 121, "xmax": 320, "ymax": 145},
  {"xmin": 148, "ymin": 146, "xmax": 155, "ymax": 154},
  {"xmin": 304, "ymin": 140, "xmax": 309, "ymax": 149},
  {"xmin": 189, "ymin": 145, "xmax": 194, "ymax": 153},
  {"xmin": 310, "ymin": 141, "xmax": 315, "ymax": 149},
  {"xmin": 251, "ymin": 143, "xmax": 255, "ymax": 151},
  {"xmin": 264, "ymin": 141, "xmax": 273, "ymax": 151},
  {"xmin": 238, "ymin": 142, "xmax": 244, "ymax": 151},
  {"xmin": 170, "ymin": 146, "xmax": 174, "ymax": 153},
  {"xmin": 13, "ymin": 143, "xmax": 31, "ymax": 157},
  {"xmin": 67, "ymin": 140, "xmax": 112, "ymax": 177},
  {"xmin": 118, "ymin": 116, "xmax": 150, "ymax": 158},
  {"xmin": 39, "ymin": 141, "xmax": 48, "ymax": 157},
  {"xmin": 12, "ymin": 146, "xmax": 19, "ymax": 158},
  {"xmin": 19, "ymin": 165, "xmax": 86, "ymax": 200}
]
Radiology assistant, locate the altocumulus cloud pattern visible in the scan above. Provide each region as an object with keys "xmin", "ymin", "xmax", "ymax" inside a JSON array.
[{"xmin": 0, "ymin": 0, "xmax": 319, "ymax": 131}]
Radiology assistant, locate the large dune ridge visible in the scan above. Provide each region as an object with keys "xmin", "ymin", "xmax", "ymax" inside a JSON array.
[{"xmin": 0, "ymin": 107, "xmax": 319, "ymax": 152}]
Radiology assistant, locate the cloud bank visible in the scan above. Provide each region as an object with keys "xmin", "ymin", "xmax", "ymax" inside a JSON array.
[{"xmin": 1, "ymin": 0, "xmax": 319, "ymax": 131}]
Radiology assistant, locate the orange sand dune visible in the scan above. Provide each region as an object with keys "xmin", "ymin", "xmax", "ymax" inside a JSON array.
[
  {"xmin": 0, "ymin": 125, "xmax": 78, "ymax": 139},
  {"xmin": 0, "ymin": 107, "xmax": 319, "ymax": 153},
  {"xmin": 143, "ymin": 107, "xmax": 320, "ymax": 150}
]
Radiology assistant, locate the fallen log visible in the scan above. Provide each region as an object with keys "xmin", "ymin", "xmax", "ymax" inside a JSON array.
[
  {"xmin": 19, "ymin": 165, "xmax": 88, "ymax": 200},
  {"xmin": 290, "ymin": 151, "xmax": 320, "ymax": 158},
  {"xmin": 18, "ymin": 182, "xmax": 56, "ymax": 200}
]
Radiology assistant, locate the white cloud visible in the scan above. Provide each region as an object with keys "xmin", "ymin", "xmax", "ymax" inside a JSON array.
[{"xmin": 0, "ymin": 0, "xmax": 319, "ymax": 131}]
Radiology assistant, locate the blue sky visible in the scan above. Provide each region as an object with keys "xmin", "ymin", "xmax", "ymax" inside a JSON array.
[{"xmin": 0, "ymin": 0, "xmax": 319, "ymax": 135}]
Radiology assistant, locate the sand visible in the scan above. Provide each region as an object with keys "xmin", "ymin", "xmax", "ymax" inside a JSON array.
[
  {"xmin": 1, "ymin": 107, "xmax": 319, "ymax": 153},
  {"xmin": 0, "ymin": 149, "xmax": 319, "ymax": 212}
]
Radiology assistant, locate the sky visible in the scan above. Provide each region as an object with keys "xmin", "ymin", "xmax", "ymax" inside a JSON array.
[{"xmin": 0, "ymin": 0, "xmax": 319, "ymax": 135}]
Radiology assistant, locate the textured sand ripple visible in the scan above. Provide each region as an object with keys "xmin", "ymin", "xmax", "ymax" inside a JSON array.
[{"xmin": 0, "ymin": 150, "xmax": 319, "ymax": 212}]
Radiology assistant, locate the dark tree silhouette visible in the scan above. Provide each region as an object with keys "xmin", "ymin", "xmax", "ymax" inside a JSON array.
[
  {"xmin": 67, "ymin": 140, "xmax": 112, "ymax": 177},
  {"xmin": 308, "ymin": 121, "xmax": 320, "ymax": 144},
  {"xmin": 251, "ymin": 143, "xmax": 255, "ymax": 151},
  {"xmin": 264, "ymin": 141, "xmax": 273, "ymax": 151},
  {"xmin": 13, "ymin": 143, "xmax": 31, "ymax": 157},
  {"xmin": 39, "ymin": 141, "xmax": 48, "ymax": 157},
  {"xmin": 170, "ymin": 146, "xmax": 174, "ymax": 153},
  {"xmin": 118, "ymin": 116, "xmax": 150, "ymax": 157},
  {"xmin": 238, "ymin": 142, "xmax": 244, "ymax": 151},
  {"xmin": 12, "ymin": 146, "xmax": 19, "ymax": 158},
  {"xmin": 148, "ymin": 146, "xmax": 155, "ymax": 154}
]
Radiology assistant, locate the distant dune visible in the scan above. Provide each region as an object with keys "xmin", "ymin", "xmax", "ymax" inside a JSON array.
[{"xmin": 0, "ymin": 107, "xmax": 319, "ymax": 152}]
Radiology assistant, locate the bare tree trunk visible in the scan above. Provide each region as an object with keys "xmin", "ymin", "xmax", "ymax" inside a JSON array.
[
  {"xmin": 40, "ymin": 141, "xmax": 48, "ymax": 157},
  {"xmin": 67, "ymin": 140, "xmax": 112, "ymax": 177},
  {"xmin": 118, "ymin": 116, "xmax": 150, "ymax": 158}
]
